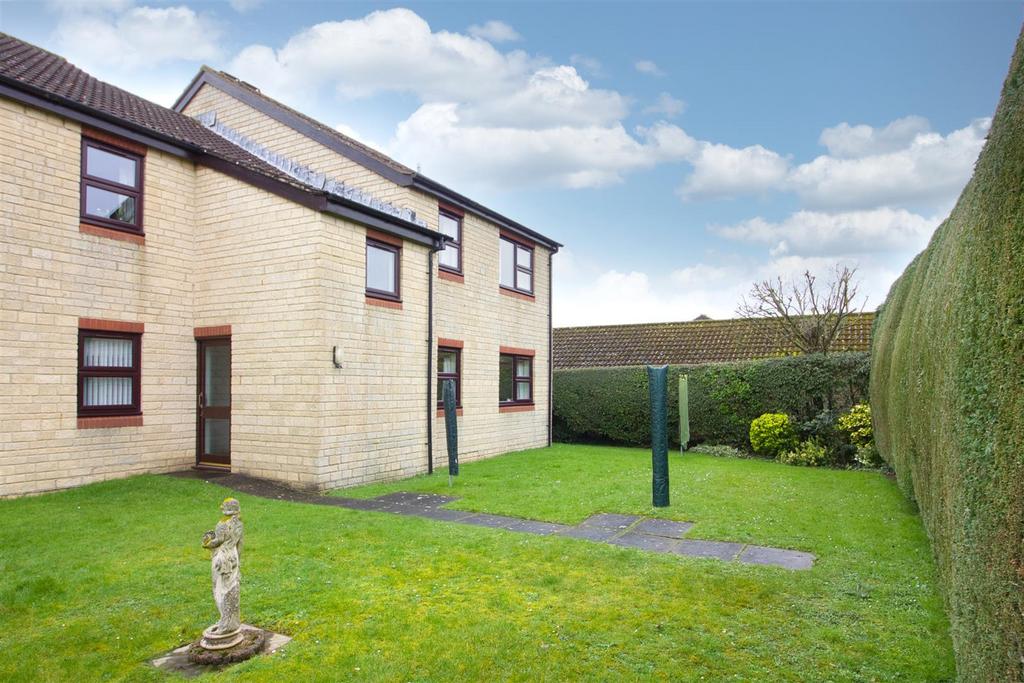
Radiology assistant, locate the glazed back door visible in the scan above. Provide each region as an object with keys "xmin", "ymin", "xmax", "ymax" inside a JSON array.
[{"xmin": 197, "ymin": 338, "xmax": 231, "ymax": 468}]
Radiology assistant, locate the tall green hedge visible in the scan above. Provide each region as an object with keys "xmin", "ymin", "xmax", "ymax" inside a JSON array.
[
  {"xmin": 871, "ymin": 30, "xmax": 1024, "ymax": 681},
  {"xmin": 553, "ymin": 352, "xmax": 869, "ymax": 449}
]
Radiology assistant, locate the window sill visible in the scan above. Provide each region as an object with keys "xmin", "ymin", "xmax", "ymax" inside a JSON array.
[
  {"xmin": 438, "ymin": 269, "xmax": 464, "ymax": 284},
  {"xmin": 436, "ymin": 407, "xmax": 464, "ymax": 417},
  {"xmin": 77, "ymin": 415, "xmax": 143, "ymax": 429},
  {"xmin": 366, "ymin": 295, "xmax": 403, "ymax": 310},
  {"xmin": 499, "ymin": 404, "xmax": 535, "ymax": 413},
  {"xmin": 499, "ymin": 286, "xmax": 534, "ymax": 302},
  {"xmin": 80, "ymin": 222, "xmax": 145, "ymax": 245}
]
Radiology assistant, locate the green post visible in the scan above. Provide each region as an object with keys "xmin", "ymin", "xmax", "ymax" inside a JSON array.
[
  {"xmin": 443, "ymin": 378, "xmax": 459, "ymax": 484},
  {"xmin": 679, "ymin": 374, "xmax": 690, "ymax": 452},
  {"xmin": 648, "ymin": 365, "xmax": 670, "ymax": 507}
]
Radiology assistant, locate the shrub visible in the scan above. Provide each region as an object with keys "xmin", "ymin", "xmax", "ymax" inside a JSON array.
[
  {"xmin": 749, "ymin": 413, "xmax": 798, "ymax": 457},
  {"xmin": 778, "ymin": 439, "xmax": 829, "ymax": 467},
  {"xmin": 798, "ymin": 409, "xmax": 855, "ymax": 466},
  {"xmin": 870, "ymin": 30, "xmax": 1024, "ymax": 677},
  {"xmin": 688, "ymin": 444, "xmax": 744, "ymax": 458},
  {"xmin": 553, "ymin": 352, "xmax": 870, "ymax": 450},
  {"xmin": 854, "ymin": 442, "xmax": 884, "ymax": 468},
  {"xmin": 838, "ymin": 403, "xmax": 873, "ymax": 446}
]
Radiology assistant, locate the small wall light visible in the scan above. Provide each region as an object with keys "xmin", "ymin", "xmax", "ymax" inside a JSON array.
[{"xmin": 332, "ymin": 346, "xmax": 343, "ymax": 368}]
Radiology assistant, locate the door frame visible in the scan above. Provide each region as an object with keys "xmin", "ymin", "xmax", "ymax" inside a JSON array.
[{"xmin": 196, "ymin": 335, "xmax": 231, "ymax": 469}]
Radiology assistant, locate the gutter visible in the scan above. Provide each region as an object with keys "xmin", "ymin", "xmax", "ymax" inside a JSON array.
[{"xmin": 548, "ymin": 249, "xmax": 554, "ymax": 447}]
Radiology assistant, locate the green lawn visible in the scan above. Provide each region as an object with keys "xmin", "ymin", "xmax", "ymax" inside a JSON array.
[{"xmin": 0, "ymin": 444, "xmax": 953, "ymax": 681}]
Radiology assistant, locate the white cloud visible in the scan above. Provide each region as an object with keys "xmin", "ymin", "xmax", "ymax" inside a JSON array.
[
  {"xmin": 713, "ymin": 207, "xmax": 940, "ymax": 256},
  {"xmin": 674, "ymin": 116, "xmax": 989, "ymax": 212},
  {"xmin": 570, "ymin": 54, "xmax": 603, "ymax": 77},
  {"xmin": 644, "ymin": 92, "xmax": 686, "ymax": 118},
  {"xmin": 789, "ymin": 117, "xmax": 990, "ymax": 210},
  {"xmin": 818, "ymin": 115, "xmax": 931, "ymax": 158},
  {"xmin": 678, "ymin": 142, "xmax": 790, "ymax": 200},
  {"xmin": 634, "ymin": 59, "xmax": 664, "ymax": 76},
  {"xmin": 229, "ymin": 0, "xmax": 263, "ymax": 12},
  {"xmin": 228, "ymin": 9, "xmax": 538, "ymax": 103},
  {"xmin": 467, "ymin": 19, "xmax": 521, "ymax": 43},
  {"xmin": 390, "ymin": 106, "xmax": 694, "ymax": 188},
  {"xmin": 52, "ymin": 5, "xmax": 222, "ymax": 70}
]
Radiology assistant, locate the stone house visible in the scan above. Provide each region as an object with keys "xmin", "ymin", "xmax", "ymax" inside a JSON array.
[{"xmin": 0, "ymin": 34, "xmax": 560, "ymax": 498}]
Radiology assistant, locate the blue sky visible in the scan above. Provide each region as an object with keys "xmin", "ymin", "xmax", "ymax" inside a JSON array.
[{"xmin": 2, "ymin": 1, "xmax": 1020, "ymax": 325}]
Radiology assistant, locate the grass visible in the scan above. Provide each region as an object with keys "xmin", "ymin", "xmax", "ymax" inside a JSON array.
[{"xmin": 0, "ymin": 444, "xmax": 953, "ymax": 681}]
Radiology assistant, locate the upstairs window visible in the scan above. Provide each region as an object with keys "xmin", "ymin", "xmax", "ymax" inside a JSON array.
[
  {"xmin": 81, "ymin": 138, "xmax": 143, "ymax": 234},
  {"xmin": 78, "ymin": 330, "xmax": 142, "ymax": 417},
  {"xmin": 438, "ymin": 210, "xmax": 462, "ymax": 274},
  {"xmin": 499, "ymin": 237, "xmax": 533, "ymax": 295},
  {"xmin": 437, "ymin": 346, "xmax": 461, "ymax": 407},
  {"xmin": 499, "ymin": 353, "xmax": 532, "ymax": 405},
  {"xmin": 366, "ymin": 238, "xmax": 401, "ymax": 300}
]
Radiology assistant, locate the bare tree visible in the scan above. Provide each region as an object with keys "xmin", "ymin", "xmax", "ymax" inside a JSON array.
[{"xmin": 737, "ymin": 265, "xmax": 864, "ymax": 355}]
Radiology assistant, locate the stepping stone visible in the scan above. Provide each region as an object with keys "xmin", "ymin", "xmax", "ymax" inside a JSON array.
[
  {"xmin": 558, "ymin": 525, "xmax": 624, "ymax": 542},
  {"xmin": 334, "ymin": 498, "xmax": 394, "ymax": 512},
  {"xmin": 458, "ymin": 513, "xmax": 529, "ymax": 531},
  {"xmin": 675, "ymin": 539, "xmax": 745, "ymax": 561},
  {"xmin": 609, "ymin": 531, "xmax": 680, "ymax": 554},
  {"xmin": 373, "ymin": 492, "xmax": 459, "ymax": 508},
  {"xmin": 633, "ymin": 518, "xmax": 694, "ymax": 539},
  {"xmin": 738, "ymin": 545, "xmax": 815, "ymax": 570},
  {"xmin": 580, "ymin": 513, "xmax": 642, "ymax": 530},
  {"xmin": 408, "ymin": 507, "xmax": 477, "ymax": 522},
  {"xmin": 506, "ymin": 519, "xmax": 568, "ymax": 536}
]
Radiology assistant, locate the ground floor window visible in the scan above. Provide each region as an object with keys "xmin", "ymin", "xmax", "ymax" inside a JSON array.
[
  {"xmin": 78, "ymin": 329, "xmax": 141, "ymax": 416},
  {"xmin": 499, "ymin": 353, "xmax": 532, "ymax": 404},
  {"xmin": 438, "ymin": 346, "xmax": 461, "ymax": 407}
]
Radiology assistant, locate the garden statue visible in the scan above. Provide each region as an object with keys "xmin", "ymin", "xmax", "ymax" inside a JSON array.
[{"xmin": 198, "ymin": 497, "xmax": 244, "ymax": 651}]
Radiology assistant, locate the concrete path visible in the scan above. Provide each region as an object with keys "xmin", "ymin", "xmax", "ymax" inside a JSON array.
[{"xmin": 169, "ymin": 471, "xmax": 814, "ymax": 570}]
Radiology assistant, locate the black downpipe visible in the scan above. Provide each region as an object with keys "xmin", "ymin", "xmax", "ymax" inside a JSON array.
[
  {"xmin": 548, "ymin": 249, "xmax": 554, "ymax": 447},
  {"xmin": 426, "ymin": 246, "xmax": 436, "ymax": 473}
]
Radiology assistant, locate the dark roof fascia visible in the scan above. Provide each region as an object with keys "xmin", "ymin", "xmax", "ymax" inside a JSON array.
[
  {"xmin": 173, "ymin": 69, "xmax": 414, "ymax": 186},
  {"xmin": 324, "ymin": 199, "xmax": 445, "ymax": 249},
  {"xmin": 409, "ymin": 175, "xmax": 562, "ymax": 251},
  {"xmin": 196, "ymin": 156, "xmax": 445, "ymax": 249},
  {"xmin": 0, "ymin": 78, "xmax": 192, "ymax": 159},
  {"xmin": 174, "ymin": 69, "xmax": 561, "ymax": 252},
  {"xmin": 0, "ymin": 75, "xmax": 444, "ymax": 248}
]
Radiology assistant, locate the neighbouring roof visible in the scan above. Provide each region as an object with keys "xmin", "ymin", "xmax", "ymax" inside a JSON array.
[
  {"xmin": 553, "ymin": 312, "xmax": 875, "ymax": 369},
  {"xmin": 174, "ymin": 66, "xmax": 562, "ymax": 251}
]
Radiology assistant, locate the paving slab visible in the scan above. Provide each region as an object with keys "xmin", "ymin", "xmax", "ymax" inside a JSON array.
[
  {"xmin": 609, "ymin": 531, "xmax": 681, "ymax": 554},
  {"xmin": 409, "ymin": 507, "xmax": 478, "ymax": 522},
  {"xmin": 738, "ymin": 545, "xmax": 815, "ymax": 570},
  {"xmin": 580, "ymin": 513, "xmax": 642, "ymax": 530},
  {"xmin": 557, "ymin": 525, "xmax": 624, "ymax": 542},
  {"xmin": 374, "ymin": 492, "xmax": 459, "ymax": 508},
  {"xmin": 675, "ymin": 539, "xmax": 745, "ymax": 561},
  {"xmin": 335, "ymin": 498, "xmax": 393, "ymax": 512},
  {"xmin": 633, "ymin": 518, "xmax": 694, "ymax": 539},
  {"xmin": 457, "ymin": 513, "xmax": 529, "ymax": 531},
  {"xmin": 504, "ymin": 519, "xmax": 568, "ymax": 536}
]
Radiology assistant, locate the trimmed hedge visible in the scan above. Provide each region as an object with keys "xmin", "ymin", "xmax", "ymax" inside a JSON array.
[
  {"xmin": 870, "ymin": 30, "xmax": 1024, "ymax": 681},
  {"xmin": 553, "ymin": 352, "xmax": 869, "ymax": 449}
]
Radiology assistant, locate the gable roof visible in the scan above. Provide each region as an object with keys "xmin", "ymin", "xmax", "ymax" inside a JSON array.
[
  {"xmin": 174, "ymin": 67, "xmax": 561, "ymax": 251},
  {"xmin": 0, "ymin": 33, "xmax": 445, "ymax": 247},
  {"xmin": 553, "ymin": 312, "xmax": 875, "ymax": 369}
]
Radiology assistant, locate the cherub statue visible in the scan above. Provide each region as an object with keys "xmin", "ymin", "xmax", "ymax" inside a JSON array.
[{"xmin": 199, "ymin": 497, "xmax": 244, "ymax": 649}]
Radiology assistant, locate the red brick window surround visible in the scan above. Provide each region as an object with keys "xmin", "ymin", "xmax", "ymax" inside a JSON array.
[
  {"xmin": 499, "ymin": 347, "xmax": 533, "ymax": 407},
  {"xmin": 437, "ymin": 344, "xmax": 462, "ymax": 409},
  {"xmin": 366, "ymin": 229, "xmax": 402, "ymax": 303},
  {"xmin": 80, "ymin": 134, "xmax": 145, "ymax": 236},
  {"xmin": 438, "ymin": 205, "xmax": 463, "ymax": 276},
  {"xmin": 77, "ymin": 318, "xmax": 143, "ymax": 427},
  {"xmin": 499, "ymin": 232, "xmax": 534, "ymax": 297}
]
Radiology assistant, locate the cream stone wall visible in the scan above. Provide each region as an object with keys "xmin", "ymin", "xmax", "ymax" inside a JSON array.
[
  {"xmin": 0, "ymin": 97, "xmax": 196, "ymax": 497},
  {"xmin": 179, "ymin": 81, "xmax": 553, "ymax": 483},
  {"xmin": 2, "ymin": 78, "xmax": 554, "ymax": 498}
]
